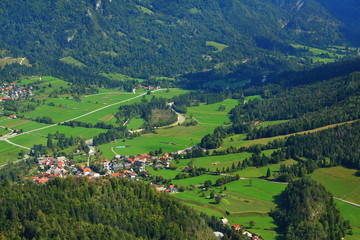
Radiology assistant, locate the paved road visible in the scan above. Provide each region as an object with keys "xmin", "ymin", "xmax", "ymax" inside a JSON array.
[
  {"xmin": 3, "ymin": 138, "xmax": 30, "ymax": 150},
  {"xmin": 333, "ymin": 197, "xmax": 360, "ymax": 208},
  {"xmin": 1, "ymin": 89, "xmax": 165, "ymax": 149}
]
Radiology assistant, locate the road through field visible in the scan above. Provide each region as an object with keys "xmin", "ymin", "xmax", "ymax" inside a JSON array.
[{"xmin": 1, "ymin": 89, "xmax": 165, "ymax": 149}]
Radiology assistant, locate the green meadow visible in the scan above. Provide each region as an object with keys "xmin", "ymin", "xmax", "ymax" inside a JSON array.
[
  {"xmin": 206, "ymin": 41, "xmax": 229, "ymax": 52},
  {"xmin": 186, "ymin": 99, "xmax": 239, "ymax": 125},
  {"xmin": 0, "ymin": 119, "xmax": 49, "ymax": 132},
  {"xmin": 178, "ymin": 152, "xmax": 252, "ymax": 171},
  {"xmin": 335, "ymin": 200, "xmax": 360, "ymax": 240},
  {"xmin": 309, "ymin": 166, "xmax": 360, "ymax": 204},
  {"xmin": 59, "ymin": 56, "xmax": 86, "ymax": 67},
  {"xmin": 127, "ymin": 117, "xmax": 145, "ymax": 130},
  {"xmin": 0, "ymin": 128, "xmax": 11, "ymax": 136},
  {"xmin": 10, "ymin": 126, "xmax": 107, "ymax": 148},
  {"xmin": 99, "ymin": 124, "xmax": 215, "ymax": 158},
  {"xmin": 0, "ymin": 57, "xmax": 31, "ymax": 68},
  {"xmin": 173, "ymin": 178, "xmax": 286, "ymax": 240},
  {"xmin": 0, "ymin": 141, "xmax": 23, "ymax": 165}
]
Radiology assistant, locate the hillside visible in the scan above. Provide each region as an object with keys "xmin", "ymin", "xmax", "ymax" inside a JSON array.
[
  {"xmin": 0, "ymin": 0, "xmax": 359, "ymax": 78},
  {"xmin": 0, "ymin": 177, "xmax": 217, "ymax": 240}
]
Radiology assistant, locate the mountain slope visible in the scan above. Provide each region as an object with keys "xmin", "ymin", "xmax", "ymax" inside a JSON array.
[{"xmin": 0, "ymin": 0, "xmax": 359, "ymax": 77}]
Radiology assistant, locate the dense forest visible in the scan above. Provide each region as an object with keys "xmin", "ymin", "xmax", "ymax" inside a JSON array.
[
  {"xmin": 1, "ymin": 0, "xmax": 360, "ymax": 79},
  {"xmin": 0, "ymin": 177, "xmax": 218, "ymax": 240},
  {"xmin": 271, "ymin": 177, "xmax": 351, "ymax": 240}
]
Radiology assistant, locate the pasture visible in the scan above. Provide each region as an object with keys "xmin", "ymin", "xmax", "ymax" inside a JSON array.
[
  {"xmin": 335, "ymin": 200, "xmax": 360, "ymax": 240},
  {"xmin": 178, "ymin": 152, "xmax": 252, "ymax": 171},
  {"xmin": 0, "ymin": 118, "xmax": 49, "ymax": 132},
  {"xmin": 206, "ymin": 41, "xmax": 229, "ymax": 52},
  {"xmin": 99, "ymin": 124, "xmax": 214, "ymax": 158},
  {"xmin": 186, "ymin": 99, "xmax": 239, "ymax": 125},
  {"xmin": 10, "ymin": 125, "xmax": 107, "ymax": 148},
  {"xmin": 0, "ymin": 142, "xmax": 22, "ymax": 165},
  {"xmin": 309, "ymin": 166, "xmax": 360, "ymax": 204},
  {"xmin": 173, "ymin": 178, "xmax": 286, "ymax": 240},
  {"xmin": 0, "ymin": 57, "xmax": 31, "ymax": 68},
  {"xmin": 59, "ymin": 56, "xmax": 86, "ymax": 67}
]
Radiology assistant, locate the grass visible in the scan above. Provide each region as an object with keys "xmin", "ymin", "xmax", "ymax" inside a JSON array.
[
  {"xmin": 172, "ymin": 174, "xmax": 221, "ymax": 186},
  {"xmin": 136, "ymin": 5, "xmax": 154, "ymax": 14},
  {"xmin": 335, "ymin": 200, "xmax": 360, "ymax": 240},
  {"xmin": 0, "ymin": 119, "xmax": 50, "ymax": 132},
  {"xmin": 177, "ymin": 152, "xmax": 252, "ymax": 171},
  {"xmin": 0, "ymin": 57, "xmax": 31, "ymax": 68},
  {"xmin": 101, "ymin": 73, "xmax": 146, "ymax": 82},
  {"xmin": 147, "ymin": 167, "xmax": 181, "ymax": 179},
  {"xmin": 127, "ymin": 117, "xmax": 145, "ymax": 130},
  {"xmin": 233, "ymin": 159, "xmax": 297, "ymax": 178},
  {"xmin": 10, "ymin": 126, "xmax": 107, "ymax": 148},
  {"xmin": 0, "ymin": 128, "xmax": 11, "ymax": 136},
  {"xmin": 99, "ymin": 124, "xmax": 215, "ymax": 158},
  {"xmin": 186, "ymin": 99, "xmax": 239, "ymax": 125},
  {"xmin": 220, "ymin": 120, "xmax": 358, "ymax": 150},
  {"xmin": 0, "ymin": 141, "xmax": 22, "ymax": 165},
  {"xmin": 188, "ymin": 7, "xmax": 201, "ymax": 14},
  {"xmin": 59, "ymin": 56, "xmax": 86, "ymax": 67},
  {"xmin": 309, "ymin": 166, "xmax": 360, "ymax": 204},
  {"xmin": 206, "ymin": 41, "xmax": 229, "ymax": 52},
  {"xmin": 173, "ymin": 179, "xmax": 286, "ymax": 240},
  {"xmin": 245, "ymin": 95, "xmax": 262, "ymax": 102}
]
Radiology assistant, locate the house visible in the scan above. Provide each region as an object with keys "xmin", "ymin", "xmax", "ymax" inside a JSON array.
[
  {"xmin": 252, "ymin": 121, "xmax": 261, "ymax": 126},
  {"xmin": 213, "ymin": 232, "xmax": 224, "ymax": 239},
  {"xmin": 220, "ymin": 217, "xmax": 228, "ymax": 225},
  {"xmin": 232, "ymin": 224, "xmax": 241, "ymax": 231},
  {"xmin": 9, "ymin": 115, "xmax": 17, "ymax": 119}
]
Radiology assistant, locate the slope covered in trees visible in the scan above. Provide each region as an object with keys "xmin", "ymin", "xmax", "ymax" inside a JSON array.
[
  {"xmin": 271, "ymin": 177, "xmax": 350, "ymax": 240},
  {"xmin": 0, "ymin": 0, "xmax": 359, "ymax": 78},
  {"xmin": 0, "ymin": 177, "xmax": 217, "ymax": 240}
]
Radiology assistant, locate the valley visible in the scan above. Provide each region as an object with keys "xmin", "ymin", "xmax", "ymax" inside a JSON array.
[{"xmin": 1, "ymin": 0, "xmax": 360, "ymax": 239}]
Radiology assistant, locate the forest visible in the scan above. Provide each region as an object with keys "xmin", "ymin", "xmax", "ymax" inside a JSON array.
[
  {"xmin": 0, "ymin": 177, "xmax": 220, "ymax": 240},
  {"xmin": 271, "ymin": 177, "xmax": 351, "ymax": 240}
]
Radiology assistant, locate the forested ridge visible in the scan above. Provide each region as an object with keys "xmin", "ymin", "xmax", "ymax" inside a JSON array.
[
  {"xmin": 271, "ymin": 177, "xmax": 351, "ymax": 240},
  {"xmin": 1, "ymin": 0, "xmax": 360, "ymax": 78},
  {"xmin": 0, "ymin": 177, "xmax": 218, "ymax": 240}
]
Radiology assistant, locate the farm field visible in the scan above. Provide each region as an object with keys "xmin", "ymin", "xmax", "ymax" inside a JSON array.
[
  {"xmin": 335, "ymin": 200, "xmax": 360, "ymax": 240},
  {"xmin": 309, "ymin": 166, "xmax": 360, "ymax": 204},
  {"xmin": 232, "ymin": 159, "xmax": 297, "ymax": 178},
  {"xmin": 98, "ymin": 124, "xmax": 214, "ymax": 158},
  {"xmin": 23, "ymin": 93, "xmax": 143, "ymax": 123},
  {"xmin": 11, "ymin": 126, "xmax": 107, "ymax": 148},
  {"xmin": 59, "ymin": 56, "xmax": 86, "ymax": 67},
  {"xmin": 0, "ymin": 128, "xmax": 11, "ymax": 136},
  {"xmin": 178, "ymin": 152, "xmax": 252, "ymax": 171},
  {"xmin": 245, "ymin": 95, "xmax": 262, "ymax": 102},
  {"xmin": 0, "ymin": 141, "xmax": 23, "ymax": 165},
  {"xmin": 173, "ymin": 178, "xmax": 286, "ymax": 240},
  {"xmin": 219, "ymin": 120, "xmax": 358, "ymax": 150},
  {"xmin": 0, "ymin": 57, "xmax": 30, "ymax": 68},
  {"xmin": 206, "ymin": 41, "xmax": 228, "ymax": 52},
  {"xmin": 172, "ymin": 174, "xmax": 221, "ymax": 186},
  {"xmin": 127, "ymin": 117, "xmax": 145, "ymax": 130},
  {"xmin": 100, "ymin": 72, "xmax": 146, "ymax": 82},
  {"xmin": 186, "ymin": 99, "xmax": 239, "ymax": 125},
  {"xmin": 0, "ymin": 118, "xmax": 49, "ymax": 132}
]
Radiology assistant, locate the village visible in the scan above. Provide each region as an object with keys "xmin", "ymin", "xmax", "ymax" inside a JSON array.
[
  {"xmin": 0, "ymin": 82, "xmax": 34, "ymax": 101},
  {"xmin": 25, "ymin": 151, "xmax": 179, "ymax": 193},
  {"xmin": 24, "ymin": 148, "xmax": 263, "ymax": 240}
]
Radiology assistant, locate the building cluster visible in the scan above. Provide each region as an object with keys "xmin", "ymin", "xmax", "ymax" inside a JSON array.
[
  {"xmin": 25, "ymin": 152, "xmax": 175, "ymax": 185},
  {"xmin": 214, "ymin": 217, "xmax": 263, "ymax": 240},
  {"xmin": 0, "ymin": 83, "xmax": 34, "ymax": 101},
  {"xmin": 137, "ymin": 84, "xmax": 161, "ymax": 90}
]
